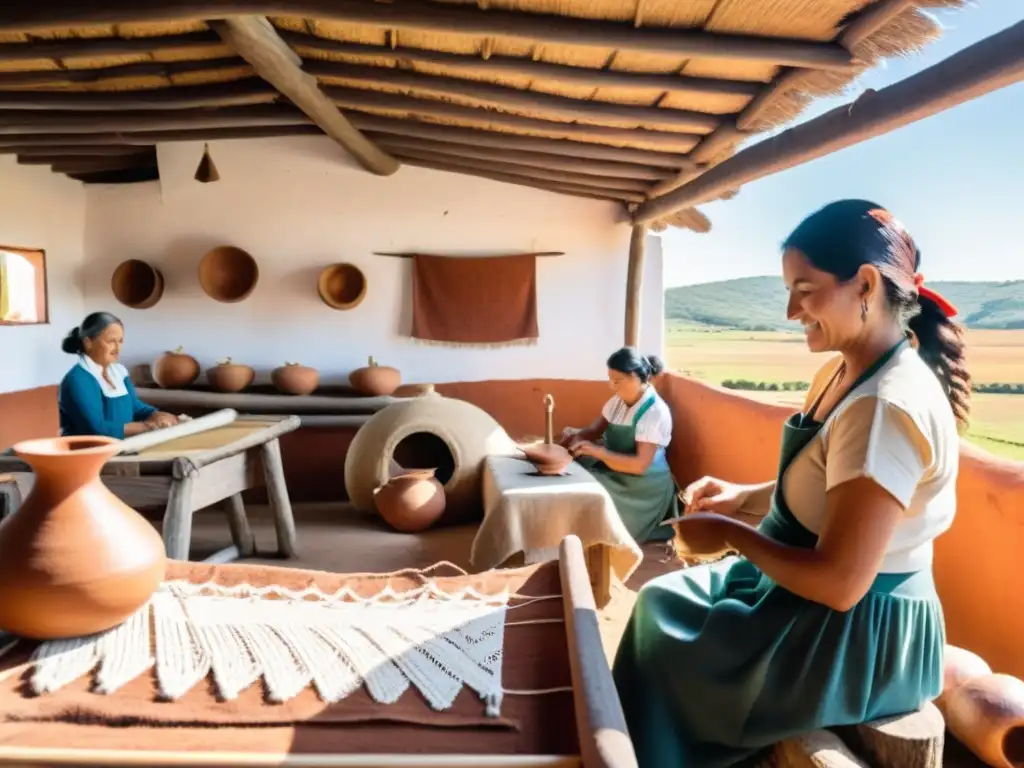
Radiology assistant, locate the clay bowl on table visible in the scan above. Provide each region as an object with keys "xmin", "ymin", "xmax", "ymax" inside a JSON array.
[{"xmin": 520, "ymin": 442, "xmax": 572, "ymax": 475}]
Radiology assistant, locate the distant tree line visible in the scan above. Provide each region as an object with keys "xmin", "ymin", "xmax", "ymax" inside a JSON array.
[{"xmin": 973, "ymin": 383, "xmax": 1024, "ymax": 394}]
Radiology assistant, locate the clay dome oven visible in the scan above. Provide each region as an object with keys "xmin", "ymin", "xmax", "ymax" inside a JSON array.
[{"xmin": 344, "ymin": 392, "xmax": 516, "ymax": 526}]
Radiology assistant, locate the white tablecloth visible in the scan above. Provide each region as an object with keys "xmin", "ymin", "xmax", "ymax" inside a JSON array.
[{"xmin": 470, "ymin": 454, "xmax": 642, "ymax": 583}]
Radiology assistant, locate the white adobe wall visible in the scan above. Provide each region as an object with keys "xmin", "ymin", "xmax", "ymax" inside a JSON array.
[
  {"xmin": 82, "ymin": 136, "xmax": 664, "ymax": 384},
  {"xmin": 0, "ymin": 156, "xmax": 87, "ymax": 394}
]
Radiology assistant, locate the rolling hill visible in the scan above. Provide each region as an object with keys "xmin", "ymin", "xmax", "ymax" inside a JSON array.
[{"xmin": 666, "ymin": 277, "xmax": 1024, "ymax": 331}]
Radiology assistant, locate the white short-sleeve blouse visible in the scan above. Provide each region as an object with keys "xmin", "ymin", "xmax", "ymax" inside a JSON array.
[{"xmin": 601, "ymin": 386, "xmax": 674, "ymax": 447}]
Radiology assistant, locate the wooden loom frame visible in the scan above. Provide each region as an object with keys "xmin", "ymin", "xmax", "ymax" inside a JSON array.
[{"xmin": 0, "ymin": 536, "xmax": 637, "ymax": 768}]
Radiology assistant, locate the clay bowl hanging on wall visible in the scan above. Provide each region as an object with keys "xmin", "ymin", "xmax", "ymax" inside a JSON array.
[
  {"xmin": 152, "ymin": 346, "xmax": 200, "ymax": 388},
  {"xmin": 317, "ymin": 263, "xmax": 366, "ymax": 310},
  {"xmin": 110, "ymin": 259, "xmax": 164, "ymax": 309},
  {"xmin": 207, "ymin": 358, "xmax": 255, "ymax": 393},
  {"xmin": 272, "ymin": 362, "xmax": 320, "ymax": 396},
  {"xmin": 198, "ymin": 245, "xmax": 259, "ymax": 303},
  {"xmin": 0, "ymin": 435, "xmax": 166, "ymax": 639}
]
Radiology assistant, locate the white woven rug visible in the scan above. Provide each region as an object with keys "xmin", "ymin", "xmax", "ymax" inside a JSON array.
[{"xmin": 24, "ymin": 579, "xmax": 518, "ymax": 715}]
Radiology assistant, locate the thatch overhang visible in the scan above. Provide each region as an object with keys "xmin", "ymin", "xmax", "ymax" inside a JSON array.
[{"xmin": 0, "ymin": 0, "xmax": 968, "ymax": 232}]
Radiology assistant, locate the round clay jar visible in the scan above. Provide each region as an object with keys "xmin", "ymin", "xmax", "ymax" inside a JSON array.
[
  {"xmin": 152, "ymin": 347, "xmax": 201, "ymax": 389},
  {"xmin": 207, "ymin": 359, "xmax": 255, "ymax": 393},
  {"xmin": 271, "ymin": 363, "xmax": 319, "ymax": 396},
  {"xmin": 349, "ymin": 356, "xmax": 401, "ymax": 397},
  {"xmin": 373, "ymin": 469, "xmax": 446, "ymax": 533}
]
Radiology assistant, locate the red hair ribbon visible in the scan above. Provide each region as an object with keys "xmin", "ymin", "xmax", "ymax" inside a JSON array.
[{"xmin": 914, "ymin": 273, "xmax": 958, "ymax": 318}]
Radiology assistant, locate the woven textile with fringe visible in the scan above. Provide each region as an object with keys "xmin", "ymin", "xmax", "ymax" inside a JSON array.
[{"xmin": 411, "ymin": 253, "xmax": 539, "ymax": 348}]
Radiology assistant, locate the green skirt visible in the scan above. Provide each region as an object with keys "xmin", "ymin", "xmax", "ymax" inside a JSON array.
[
  {"xmin": 579, "ymin": 456, "xmax": 676, "ymax": 543},
  {"xmin": 612, "ymin": 556, "xmax": 944, "ymax": 768}
]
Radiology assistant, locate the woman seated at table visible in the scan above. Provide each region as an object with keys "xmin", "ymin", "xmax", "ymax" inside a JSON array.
[
  {"xmin": 558, "ymin": 347, "xmax": 678, "ymax": 543},
  {"xmin": 613, "ymin": 200, "xmax": 966, "ymax": 767},
  {"xmin": 59, "ymin": 311, "xmax": 179, "ymax": 439}
]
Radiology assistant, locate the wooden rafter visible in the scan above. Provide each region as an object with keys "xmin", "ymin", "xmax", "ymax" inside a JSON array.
[
  {"xmin": 292, "ymin": 34, "xmax": 762, "ymax": 101},
  {"xmin": 0, "ymin": 58, "xmax": 248, "ymax": 88},
  {"xmin": 326, "ymin": 88, "xmax": 701, "ymax": 152},
  {"xmin": 0, "ymin": 32, "xmax": 222, "ymax": 62},
  {"xmin": 0, "ymin": 1, "xmax": 855, "ymax": 71},
  {"xmin": 208, "ymin": 16, "xmax": 398, "ymax": 175},
  {"xmin": 386, "ymin": 146, "xmax": 650, "ymax": 196},
  {"xmin": 313, "ymin": 63, "xmax": 719, "ymax": 134},
  {"xmin": 633, "ymin": 19, "xmax": 1024, "ymax": 224},
  {"xmin": 0, "ymin": 80, "xmax": 277, "ymax": 110},
  {"xmin": 0, "ymin": 105, "xmax": 310, "ymax": 135},
  {"xmin": 0, "ymin": 125, "xmax": 324, "ymax": 149},
  {"xmin": 398, "ymin": 155, "xmax": 643, "ymax": 203},
  {"xmin": 368, "ymin": 134, "xmax": 670, "ymax": 181}
]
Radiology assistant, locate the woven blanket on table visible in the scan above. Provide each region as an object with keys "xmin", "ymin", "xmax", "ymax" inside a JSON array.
[
  {"xmin": 0, "ymin": 560, "xmax": 576, "ymax": 757},
  {"xmin": 411, "ymin": 253, "xmax": 539, "ymax": 347}
]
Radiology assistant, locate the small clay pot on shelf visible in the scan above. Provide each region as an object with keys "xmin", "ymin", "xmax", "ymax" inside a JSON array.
[
  {"xmin": 198, "ymin": 246, "xmax": 259, "ymax": 303},
  {"xmin": 207, "ymin": 358, "xmax": 255, "ymax": 393},
  {"xmin": 111, "ymin": 259, "xmax": 164, "ymax": 309},
  {"xmin": 317, "ymin": 263, "xmax": 366, "ymax": 311},
  {"xmin": 271, "ymin": 362, "xmax": 319, "ymax": 396},
  {"xmin": 349, "ymin": 356, "xmax": 401, "ymax": 396},
  {"xmin": 152, "ymin": 346, "xmax": 200, "ymax": 389},
  {"xmin": 373, "ymin": 468, "xmax": 446, "ymax": 533}
]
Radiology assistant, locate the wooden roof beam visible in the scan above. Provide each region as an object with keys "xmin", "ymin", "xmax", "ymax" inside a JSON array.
[
  {"xmin": 208, "ymin": 16, "xmax": 398, "ymax": 176},
  {"xmin": 0, "ymin": 31, "xmax": 222, "ymax": 62},
  {"xmin": 0, "ymin": 104, "xmax": 311, "ymax": 135},
  {"xmin": 0, "ymin": 57, "xmax": 247, "ymax": 87},
  {"xmin": 291, "ymin": 33, "xmax": 762, "ymax": 101},
  {"xmin": 633, "ymin": 20, "xmax": 1024, "ymax": 224},
  {"xmin": 317, "ymin": 63, "xmax": 719, "ymax": 133},
  {"xmin": 0, "ymin": 125, "xmax": 324, "ymax": 149},
  {"xmin": 0, "ymin": 0, "xmax": 855, "ymax": 71},
  {"xmin": 0, "ymin": 79, "xmax": 277, "ymax": 110}
]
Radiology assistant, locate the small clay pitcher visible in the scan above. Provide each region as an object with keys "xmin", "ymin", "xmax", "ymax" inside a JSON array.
[
  {"xmin": 373, "ymin": 468, "xmax": 446, "ymax": 533},
  {"xmin": 350, "ymin": 356, "xmax": 401, "ymax": 397},
  {"xmin": 207, "ymin": 358, "xmax": 255, "ymax": 393},
  {"xmin": 152, "ymin": 346, "xmax": 200, "ymax": 389},
  {"xmin": 0, "ymin": 436, "xmax": 166, "ymax": 639},
  {"xmin": 272, "ymin": 362, "xmax": 319, "ymax": 396},
  {"xmin": 943, "ymin": 673, "xmax": 1024, "ymax": 768}
]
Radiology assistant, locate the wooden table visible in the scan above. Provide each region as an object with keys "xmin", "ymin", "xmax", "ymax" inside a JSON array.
[
  {"xmin": 472, "ymin": 455, "xmax": 643, "ymax": 608},
  {"xmin": 0, "ymin": 415, "xmax": 301, "ymax": 564}
]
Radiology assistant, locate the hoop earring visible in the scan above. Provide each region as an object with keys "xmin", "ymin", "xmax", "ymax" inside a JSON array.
[{"xmin": 861, "ymin": 300, "xmax": 868, "ymax": 321}]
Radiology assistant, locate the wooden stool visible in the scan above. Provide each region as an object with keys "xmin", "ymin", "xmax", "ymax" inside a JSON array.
[{"xmin": 758, "ymin": 702, "xmax": 945, "ymax": 768}]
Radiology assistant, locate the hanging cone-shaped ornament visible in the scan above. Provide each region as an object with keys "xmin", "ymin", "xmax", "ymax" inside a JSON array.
[{"xmin": 194, "ymin": 143, "xmax": 219, "ymax": 183}]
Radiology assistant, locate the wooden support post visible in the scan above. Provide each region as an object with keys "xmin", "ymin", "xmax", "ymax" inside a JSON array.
[
  {"xmin": 260, "ymin": 438, "xmax": 298, "ymax": 558},
  {"xmin": 624, "ymin": 224, "xmax": 646, "ymax": 348},
  {"xmin": 209, "ymin": 16, "xmax": 398, "ymax": 176},
  {"xmin": 223, "ymin": 493, "xmax": 256, "ymax": 558}
]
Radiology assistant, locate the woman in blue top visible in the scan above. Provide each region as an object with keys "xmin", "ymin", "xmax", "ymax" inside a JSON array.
[{"xmin": 59, "ymin": 312, "xmax": 180, "ymax": 439}]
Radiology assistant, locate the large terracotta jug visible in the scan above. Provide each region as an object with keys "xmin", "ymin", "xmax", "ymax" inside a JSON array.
[{"xmin": 0, "ymin": 436, "xmax": 166, "ymax": 640}]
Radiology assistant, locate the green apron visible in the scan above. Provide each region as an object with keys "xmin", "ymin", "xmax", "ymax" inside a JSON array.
[
  {"xmin": 578, "ymin": 391, "xmax": 678, "ymax": 543},
  {"xmin": 612, "ymin": 340, "xmax": 945, "ymax": 767}
]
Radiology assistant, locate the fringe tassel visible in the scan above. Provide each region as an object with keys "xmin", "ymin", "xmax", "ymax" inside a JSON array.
[{"xmin": 410, "ymin": 336, "xmax": 539, "ymax": 349}]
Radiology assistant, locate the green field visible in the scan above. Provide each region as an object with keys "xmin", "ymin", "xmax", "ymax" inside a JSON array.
[{"xmin": 664, "ymin": 322, "xmax": 1024, "ymax": 461}]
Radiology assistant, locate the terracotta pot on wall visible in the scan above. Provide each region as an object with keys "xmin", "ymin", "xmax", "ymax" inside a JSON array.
[
  {"xmin": 373, "ymin": 468, "xmax": 446, "ymax": 533},
  {"xmin": 0, "ymin": 436, "xmax": 166, "ymax": 640},
  {"xmin": 152, "ymin": 346, "xmax": 200, "ymax": 389},
  {"xmin": 207, "ymin": 358, "xmax": 255, "ymax": 393},
  {"xmin": 271, "ymin": 363, "xmax": 319, "ymax": 396},
  {"xmin": 349, "ymin": 356, "xmax": 401, "ymax": 397}
]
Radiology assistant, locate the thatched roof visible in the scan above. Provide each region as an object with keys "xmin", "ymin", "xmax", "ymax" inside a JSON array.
[{"xmin": 0, "ymin": 0, "xmax": 965, "ymax": 231}]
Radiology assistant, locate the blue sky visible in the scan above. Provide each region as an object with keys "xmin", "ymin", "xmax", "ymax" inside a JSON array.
[{"xmin": 662, "ymin": 4, "xmax": 1023, "ymax": 287}]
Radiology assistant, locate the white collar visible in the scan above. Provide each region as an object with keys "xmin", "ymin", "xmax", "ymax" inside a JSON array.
[{"xmin": 77, "ymin": 355, "xmax": 129, "ymax": 398}]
